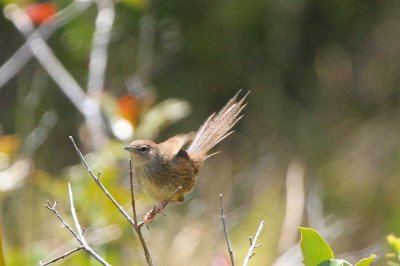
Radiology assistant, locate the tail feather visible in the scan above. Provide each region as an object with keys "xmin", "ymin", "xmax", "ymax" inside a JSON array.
[{"xmin": 188, "ymin": 90, "xmax": 249, "ymax": 155}]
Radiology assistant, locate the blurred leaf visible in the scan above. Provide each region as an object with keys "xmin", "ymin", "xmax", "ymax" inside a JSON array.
[
  {"xmin": 0, "ymin": 159, "xmax": 32, "ymax": 192},
  {"xmin": 388, "ymin": 234, "xmax": 400, "ymax": 255},
  {"xmin": 24, "ymin": 2, "xmax": 57, "ymax": 25},
  {"xmin": 300, "ymin": 227, "xmax": 334, "ymax": 266},
  {"xmin": 0, "ymin": 135, "xmax": 20, "ymax": 158},
  {"xmin": 119, "ymin": 0, "xmax": 145, "ymax": 9},
  {"xmin": 118, "ymin": 95, "xmax": 139, "ymax": 126},
  {"xmin": 354, "ymin": 254, "xmax": 376, "ymax": 266},
  {"xmin": 319, "ymin": 259, "xmax": 352, "ymax": 266},
  {"xmin": 136, "ymin": 98, "xmax": 191, "ymax": 139}
]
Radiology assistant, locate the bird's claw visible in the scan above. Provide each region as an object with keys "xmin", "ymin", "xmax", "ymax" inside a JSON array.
[{"xmin": 143, "ymin": 201, "xmax": 167, "ymax": 224}]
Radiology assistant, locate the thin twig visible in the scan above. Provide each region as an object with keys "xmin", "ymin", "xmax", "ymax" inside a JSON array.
[
  {"xmin": 68, "ymin": 184, "xmax": 86, "ymax": 243},
  {"xmin": 243, "ymin": 221, "xmax": 265, "ymax": 266},
  {"xmin": 67, "ymin": 183, "xmax": 110, "ymax": 265},
  {"xmin": 69, "ymin": 136, "xmax": 136, "ymax": 227},
  {"xmin": 219, "ymin": 193, "xmax": 235, "ymax": 266},
  {"xmin": 129, "ymin": 159, "xmax": 153, "ymax": 266},
  {"xmin": 39, "ymin": 246, "xmax": 84, "ymax": 266},
  {"xmin": 41, "ymin": 184, "xmax": 110, "ymax": 266},
  {"xmin": 129, "ymin": 160, "xmax": 138, "ymax": 224},
  {"xmin": 44, "ymin": 200, "xmax": 80, "ymax": 239}
]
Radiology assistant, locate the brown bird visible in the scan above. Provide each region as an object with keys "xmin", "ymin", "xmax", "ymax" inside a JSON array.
[{"xmin": 124, "ymin": 91, "xmax": 249, "ymax": 216}]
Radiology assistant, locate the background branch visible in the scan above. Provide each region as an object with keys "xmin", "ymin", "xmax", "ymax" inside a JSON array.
[
  {"xmin": 0, "ymin": 0, "xmax": 93, "ymax": 88},
  {"xmin": 4, "ymin": 4, "xmax": 107, "ymax": 148},
  {"xmin": 87, "ymin": 0, "xmax": 115, "ymax": 96},
  {"xmin": 243, "ymin": 220, "xmax": 265, "ymax": 266},
  {"xmin": 219, "ymin": 193, "xmax": 235, "ymax": 266}
]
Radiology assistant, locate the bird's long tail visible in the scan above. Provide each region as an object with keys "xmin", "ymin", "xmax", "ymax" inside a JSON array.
[{"xmin": 187, "ymin": 90, "xmax": 249, "ymax": 157}]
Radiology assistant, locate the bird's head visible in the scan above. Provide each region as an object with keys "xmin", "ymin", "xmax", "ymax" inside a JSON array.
[{"xmin": 123, "ymin": 140, "xmax": 161, "ymax": 165}]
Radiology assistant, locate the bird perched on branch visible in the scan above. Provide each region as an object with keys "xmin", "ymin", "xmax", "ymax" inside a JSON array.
[{"xmin": 124, "ymin": 91, "xmax": 249, "ymax": 221}]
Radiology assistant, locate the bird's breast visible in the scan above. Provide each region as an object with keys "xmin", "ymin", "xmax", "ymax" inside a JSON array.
[{"xmin": 133, "ymin": 160, "xmax": 197, "ymax": 201}]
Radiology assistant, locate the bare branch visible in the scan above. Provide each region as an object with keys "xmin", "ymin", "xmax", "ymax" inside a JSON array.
[
  {"xmin": 129, "ymin": 159, "xmax": 153, "ymax": 266},
  {"xmin": 41, "ymin": 185, "xmax": 111, "ymax": 266},
  {"xmin": 44, "ymin": 200, "xmax": 80, "ymax": 241},
  {"xmin": 70, "ymin": 136, "xmax": 154, "ymax": 265},
  {"xmin": 4, "ymin": 4, "xmax": 88, "ymax": 114},
  {"xmin": 129, "ymin": 159, "xmax": 138, "ymax": 224},
  {"xmin": 219, "ymin": 193, "xmax": 235, "ymax": 266},
  {"xmin": 87, "ymin": 0, "xmax": 115, "ymax": 96},
  {"xmin": 243, "ymin": 221, "xmax": 265, "ymax": 266},
  {"xmin": 67, "ymin": 183, "xmax": 110, "ymax": 265},
  {"xmin": 4, "ymin": 5, "xmax": 107, "ymax": 147},
  {"xmin": 0, "ymin": 0, "xmax": 93, "ymax": 89},
  {"xmin": 39, "ymin": 246, "xmax": 84, "ymax": 266},
  {"xmin": 69, "ymin": 136, "xmax": 136, "ymax": 227},
  {"xmin": 68, "ymin": 184, "xmax": 85, "ymax": 243}
]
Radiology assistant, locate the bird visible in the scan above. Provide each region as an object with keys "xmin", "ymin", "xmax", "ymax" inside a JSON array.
[{"xmin": 124, "ymin": 91, "xmax": 249, "ymax": 219}]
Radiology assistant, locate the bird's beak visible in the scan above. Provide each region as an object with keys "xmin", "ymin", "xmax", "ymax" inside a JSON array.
[{"xmin": 123, "ymin": 145, "xmax": 133, "ymax": 151}]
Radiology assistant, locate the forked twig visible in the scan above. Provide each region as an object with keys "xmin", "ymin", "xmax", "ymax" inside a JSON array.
[
  {"xmin": 243, "ymin": 221, "xmax": 265, "ymax": 266},
  {"xmin": 69, "ymin": 136, "xmax": 136, "ymax": 228},
  {"xmin": 219, "ymin": 193, "xmax": 235, "ymax": 266},
  {"xmin": 39, "ymin": 246, "xmax": 84, "ymax": 266},
  {"xmin": 40, "ymin": 183, "xmax": 110, "ymax": 266}
]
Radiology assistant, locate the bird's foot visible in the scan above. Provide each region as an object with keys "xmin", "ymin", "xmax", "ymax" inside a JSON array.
[{"xmin": 143, "ymin": 200, "xmax": 167, "ymax": 224}]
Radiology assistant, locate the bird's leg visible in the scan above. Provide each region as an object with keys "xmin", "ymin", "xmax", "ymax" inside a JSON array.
[{"xmin": 143, "ymin": 200, "xmax": 168, "ymax": 224}]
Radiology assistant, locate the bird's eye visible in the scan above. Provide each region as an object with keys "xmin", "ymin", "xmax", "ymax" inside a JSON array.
[{"xmin": 140, "ymin": 146, "xmax": 148, "ymax": 153}]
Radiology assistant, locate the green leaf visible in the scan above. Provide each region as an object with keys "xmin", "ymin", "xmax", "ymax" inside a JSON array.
[
  {"xmin": 388, "ymin": 234, "xmax": 400, "ymax": 255},
  {"xmin": 354, "ymin": 254, "xmax": 376, "ymax": 266},
  {"xmin": 319, "ymin": 259, "xmax": 352, "ymax": 266},
  {"xmin": 300, "ymin": 227, "xmax": 334, "ymax": 266}
]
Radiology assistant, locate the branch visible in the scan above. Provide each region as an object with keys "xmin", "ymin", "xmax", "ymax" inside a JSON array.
[
  {"xmin": 4, "ymin": 4, "xmax": 88, "ymax": 114},
  {"xmin": 87, "ymin": 0, "xmax": 115, "ymax": 97},
  {"xmin": 243, "ymin": 221, "xmax": 265, "ymax": 266},
  {"xmin": 129, "ymin": 159, "xmax": 138, "ymax": 224},
  {"xmin": 39, "ymin": 246, "xmax": 84, "ymax": 266},
  {"xmin": 40, "ymin": 184, "xmax": 110, "ymax": 266},
  {"xmin": 219, "ymin": 193, "xmax": 235, "ymax": 266},
  {"xmin": 4, "ymin": 5, "xmax": 107, "ymax": 147},
  {"xmin": 129, "ymin": 159, "xmax": 153, "ymax": 266},
  {"xmin": 0, "ymin": 0, "xmax": 92, "ymax": 89},
  {"xmin": 69, "ymin": 136, "xmax": 136, "ymax": 228},
  {"xmin": 67, "ymin": 183, "xmax": 110, "ymax": 265}
]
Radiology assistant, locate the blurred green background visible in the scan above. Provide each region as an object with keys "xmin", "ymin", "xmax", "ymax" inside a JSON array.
[{"xmin": 1, "ymin": 0, "xmax": 400, "ymax": 265}]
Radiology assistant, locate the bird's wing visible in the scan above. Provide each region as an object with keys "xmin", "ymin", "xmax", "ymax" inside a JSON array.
[{"xmin": 158, "ymin": 132, "xmax": 195, "ymax": 158}]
